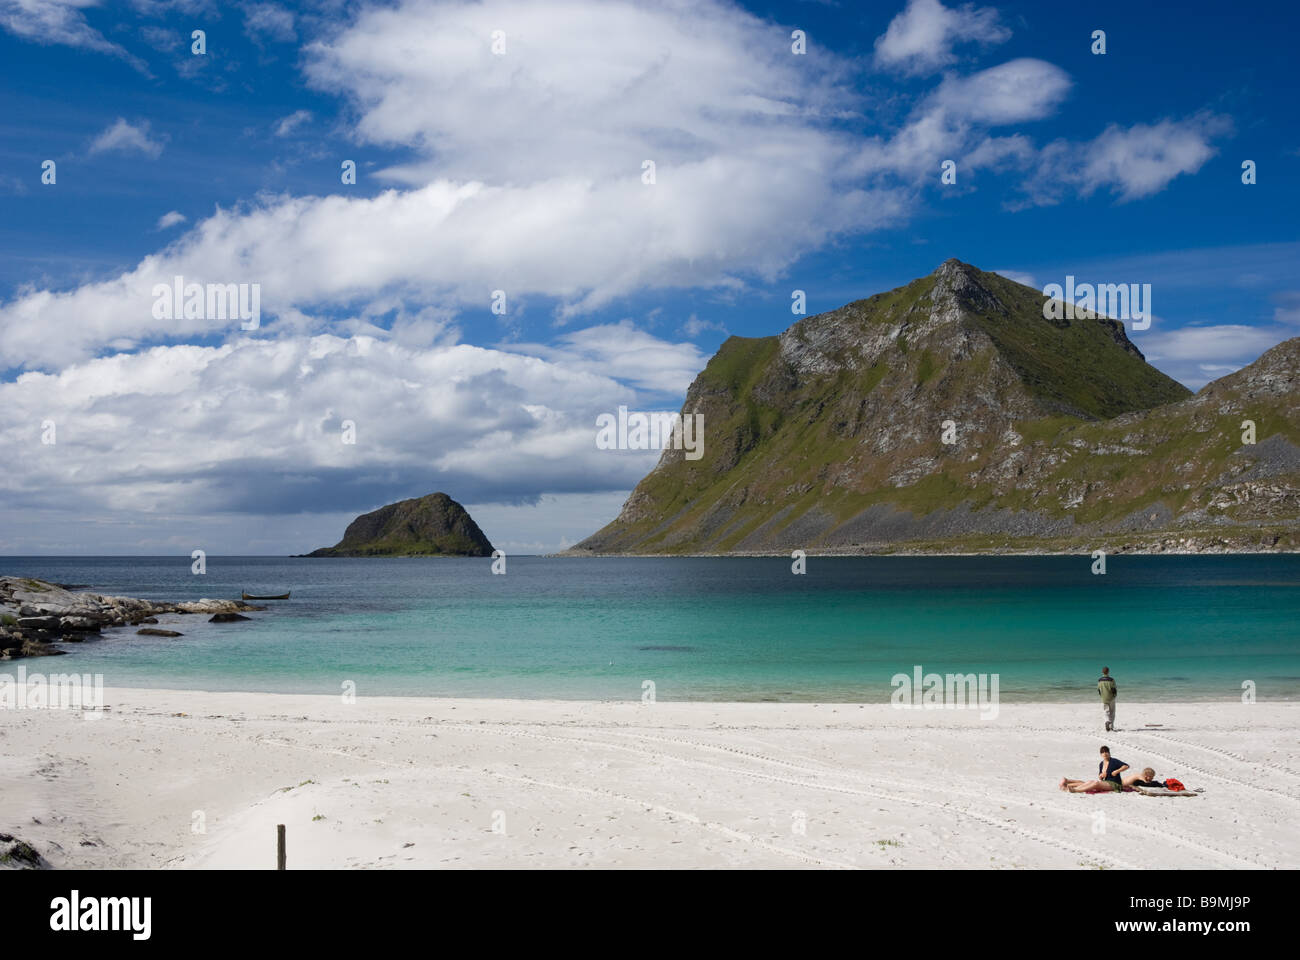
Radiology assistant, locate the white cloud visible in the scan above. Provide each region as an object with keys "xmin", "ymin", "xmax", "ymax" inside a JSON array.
[
  {"xmin": 1027, "ymin": 113, "xmax": 1232, "ymax": 204},
  {"xmin": 1130, "ymin": 322, "xmax": 1287, "ymax": 389},
  {"xmin": 874, "ymin": 0, "xmax": 1009, "ymax": 75},
  {"xmin": 156, "ymin": 210, "xmax": 187, "ymax": 230},
  {"xmin": 274, "ymin": 109, "xmax": 313, "ymax": 137},
  {"xmin": 0, "ymin": 329, "xmax": 682, "ymax": 525},
  {"xmin": 853, "ymin": 58, "xmax": 1070, "ymax": 181},
  {"xmin": 1, "ymin": 0, "xmax": 912, "ymax": 369},
  {"xmin": 88, "ymin": 117, "xmax": 165, "ymax": 158},
  {"xmin": 0, "ymin": 0, "xmax": 148, "ymax": 71},
  {"xmin": 501, "ymin": 320, "xmax": 710, "ymax": 395},
  {"xmin": 931, "ymin": 59, "xmax": 1070, "ymax": 125},
  {"xmin": 243, "ymin": 2, "xmax": 295, "ymax": 43}
]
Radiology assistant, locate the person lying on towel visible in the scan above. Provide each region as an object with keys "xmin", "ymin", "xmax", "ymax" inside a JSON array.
[{"xmin": 1123, "ymin": 767, "xmax": 1164, "ymax": 789}]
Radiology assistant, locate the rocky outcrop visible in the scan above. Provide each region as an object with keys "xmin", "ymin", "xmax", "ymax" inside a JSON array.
[
  {"xmin": 0, "ymin": 577, "xmax": 264, "ymax": 661},
  {"xmin": 304, "ymin": 492, "xmax": 494, "ymax": 557},
  {"xmin": 571, "ymin": 260, "xmax": 1300, "ymax": 556}
]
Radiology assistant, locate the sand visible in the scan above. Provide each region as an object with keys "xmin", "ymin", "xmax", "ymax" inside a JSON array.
[{"xmin": 1, "ymin": 689, "xmax": 1296, "ymax": 869}]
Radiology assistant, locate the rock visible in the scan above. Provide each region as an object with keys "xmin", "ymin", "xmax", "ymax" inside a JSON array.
[
  {"xmin": 305, "ymin": 491, "xmax": 494, "ymax": 557},
  {"xmin": 0, "ymin": 577, "xmax": 274, "ymax": 659},
  {"xmin": 208, "ymin": 613, "xmax": 251, "ymax": 623},
  {"xmin": 176, "ymin": 599, "xmax": 263, "ymax": 614},
  {"xmin": 16, "ymin": 616, "xmax": 60, "ymax": 631},
  {"xmin": 18, "ymin": 639, "xmax": 65, "ymax": 658},
  {"xmin": 59, "ymin": 617, "xmax": 101, "ymax": 633},
  {"xmin": 0, "ymin": 833, "xmax": 50, "ymax": 869},
  {"xmin": 136, "ymin": 628, "xmax": 183, "ymax": 637}
]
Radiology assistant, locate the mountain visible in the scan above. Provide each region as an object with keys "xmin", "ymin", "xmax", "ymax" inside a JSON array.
[
  {"xmin": 572, "ymin": 259, "xmax": 1300, "ymax": 555},
  {"xmin": 305, "ymin": 492, "xmax": 494, "ymax": 557}
]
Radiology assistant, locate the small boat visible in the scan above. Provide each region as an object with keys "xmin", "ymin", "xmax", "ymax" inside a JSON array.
[{"xmin": 242, "ymin": 591, "xmax": 291, "ymax": 600}]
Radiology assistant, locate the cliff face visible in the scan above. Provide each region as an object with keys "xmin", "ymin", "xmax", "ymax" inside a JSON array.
[
  {"xmin": 307, "ymin": 492, "xmax": 494, "ymax": 557},
  {"xmin": 573, "ymin": 260, "xmax": 1300, "ymax": 555}
]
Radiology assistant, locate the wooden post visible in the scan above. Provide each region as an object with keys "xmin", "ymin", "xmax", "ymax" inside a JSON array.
[{"xmin": 277, "ymin": 823, "xmax": 286, "ymax": 870}]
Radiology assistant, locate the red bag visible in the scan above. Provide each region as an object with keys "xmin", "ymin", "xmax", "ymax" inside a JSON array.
[{"xmin": 1164, "ymin": 777, "xmax": 1186, "ymax": 792}]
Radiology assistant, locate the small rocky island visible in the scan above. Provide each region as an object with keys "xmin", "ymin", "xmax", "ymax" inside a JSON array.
[
  {"xmin": 303, "ymin": 492, "xmax": 494, "ymax": 557},
  {"xmin": 0, "ymin": 577, "xmax": 264, "ymax": 661}
]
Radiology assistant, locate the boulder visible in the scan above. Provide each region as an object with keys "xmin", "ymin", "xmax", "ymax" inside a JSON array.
[
  {"xmin": 17, "ymin": 616, "xmax": 60, "ymax": 631},
  {"xmin": 208, "ymin": 613, "xmax": 251, "ymax": 623},
  {"xmin": 18, "ymin": 639, "xmax": 64, "ymax": 658},
  {"xmin": 60, "ymin": 617, "xmax": 101, "ymax": 633},
  {"xmin": 136, "ymin": 628, "xmax": 183, "ymax": 637}
]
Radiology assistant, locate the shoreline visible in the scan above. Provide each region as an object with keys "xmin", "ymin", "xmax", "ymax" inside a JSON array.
[{"xmin": 3, "ymin": 689, "xmax": 1296, "ymax": 869}]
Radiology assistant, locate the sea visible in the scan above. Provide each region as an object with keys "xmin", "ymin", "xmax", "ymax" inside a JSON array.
[{"xmin": 2, "ymin": 555, "xmax": 1297, "ymax": 702}]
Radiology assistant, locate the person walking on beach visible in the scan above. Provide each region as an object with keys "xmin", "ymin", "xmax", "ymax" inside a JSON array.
[{"xmin": 1098, "ymin": 666, "xmax": 1117, "ymax": 731}]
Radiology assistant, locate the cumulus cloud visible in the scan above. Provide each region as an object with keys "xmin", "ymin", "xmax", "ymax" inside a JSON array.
[
  {"xmin": 88, "ymin": 117, "xmax": 166, "ymax": 158},
  {"xmin": 874, "ymin": 0, "xmax": 1009, "ymax": 75},
  {"xmin": 156, "ymin": 210, "xmax": 187, "ymax": 230},
  {"xmin": 0, "ymin": 331, "xmax": 676, "ymax": 520},
  {"xmin": 1, "ymin": 0, "xmax": 913, "ymax": 369}
]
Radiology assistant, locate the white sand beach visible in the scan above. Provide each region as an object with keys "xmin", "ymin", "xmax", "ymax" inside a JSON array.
[{"xmin": 2, "ymin": 690, "xmax": 1296, "ymax": 869}]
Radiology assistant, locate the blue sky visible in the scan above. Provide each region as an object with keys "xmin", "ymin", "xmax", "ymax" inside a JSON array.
[{"xmin": 1, "ymin": 0, "xmax": 1297, "ymax": 554}]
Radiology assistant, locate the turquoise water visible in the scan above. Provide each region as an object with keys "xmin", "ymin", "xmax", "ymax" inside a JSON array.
[{"xmin": 2, "ymin": 555, "xmax": 1298, "ymax": 702}]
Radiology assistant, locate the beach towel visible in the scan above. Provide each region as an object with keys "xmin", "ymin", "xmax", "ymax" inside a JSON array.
[{"xmin": 1136, "ymin": 786, "xmax": 1201, "ymax": 797}]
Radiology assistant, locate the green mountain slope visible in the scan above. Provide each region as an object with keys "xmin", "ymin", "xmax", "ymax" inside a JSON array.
[
  {"xmin": 306, "ymin": 492, "xmax": 494, "ymax": 557},
  {"xmin": 572, "ymin": 260, "xmax": 1300, "ymax": 555}
]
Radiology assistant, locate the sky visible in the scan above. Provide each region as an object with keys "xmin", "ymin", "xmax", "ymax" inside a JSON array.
[{"xmin": 0, "ymin": 0, "xmax": 1297, "ymax": 555}]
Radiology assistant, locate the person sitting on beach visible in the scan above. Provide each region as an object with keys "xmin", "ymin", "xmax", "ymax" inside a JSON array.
[{"xmin": 1058, "ymin": 745, "xmax": 1130, "ymax": 793}]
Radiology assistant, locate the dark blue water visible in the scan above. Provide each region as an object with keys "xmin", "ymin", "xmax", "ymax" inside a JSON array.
[{"xmin": 2, "ymin": 555, "xmax": 1297, "ymax": 701}]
